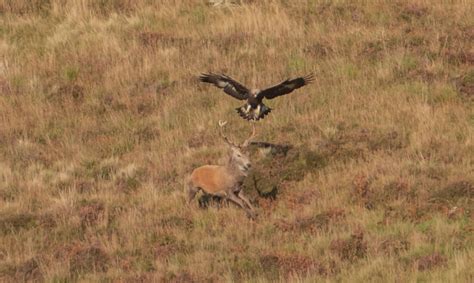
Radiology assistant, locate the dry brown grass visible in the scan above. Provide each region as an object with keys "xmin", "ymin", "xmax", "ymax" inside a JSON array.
[{"xmin": 0, "ymin": 0, "xmax": 473, "ymax": 281}]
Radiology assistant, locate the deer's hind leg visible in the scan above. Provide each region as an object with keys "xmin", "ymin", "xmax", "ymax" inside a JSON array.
[{"xmin": 187, "ymin": 184, "xmax": 200, "ymax": 205}]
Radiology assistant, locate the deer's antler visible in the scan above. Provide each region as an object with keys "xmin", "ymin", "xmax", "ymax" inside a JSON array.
[
  {"xmin": 241, "ymin": 123, "xmax": 257, "ymax": 148},
  {"xmin": 218, "ymin": 120, "xmax": 239, "ymax": 148}
]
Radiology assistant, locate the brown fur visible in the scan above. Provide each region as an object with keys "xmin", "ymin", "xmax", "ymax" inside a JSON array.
[
  {"xmin": 187, "ymin": 122, "xmax": 257, "ymax": 219},
  {"xmin": 190, "ymin": 165, "xmax": 236, "ymax": 195}
]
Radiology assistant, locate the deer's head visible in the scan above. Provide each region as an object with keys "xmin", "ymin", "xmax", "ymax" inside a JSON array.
[{"xmin": 218, "ymin": 120, "xmax": 256, "ymax": 174}]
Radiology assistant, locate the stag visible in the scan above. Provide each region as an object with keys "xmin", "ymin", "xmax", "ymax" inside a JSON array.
[{"xmin": 187, "ymin": 121, "xmax": 257, "ymax": 219}]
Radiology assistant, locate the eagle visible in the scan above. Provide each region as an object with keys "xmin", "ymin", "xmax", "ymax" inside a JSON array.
[{"xmin": 199, "ymin": 73, "xmax": 314, "ymax": 121}]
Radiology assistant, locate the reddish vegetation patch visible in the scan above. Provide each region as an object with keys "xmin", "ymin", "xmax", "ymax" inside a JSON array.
[
  {"xmin": 78, "ymin": 201, "xmax": 105, "ymax": 227},
  {"xmin": 456, "ymin": 72, "xmax": 474, "ymax": 98},
  {"xmin": 207, "ymin": 32, "xmax": 252, "ymax": 52},
  {"xmin": 303, "ymin": 42, "xmax": 333, "ymax": 58},
  {"xmin": 257, "ymin": 198, "xmax": 277, "ymax": 213},
  {"xmin": 359, "ymin": 39, "xmax": 390, "ymax": 60},
  {"xmin": 260, "ymin": 253, "xmax": 329, "ymax": 277},
  {"xmin": 186, "ymin": 132, "xmax": 211, "ymax": 148},
  {"xmin": 140, "ymin": 31, "xmax": 252, "ymax": 54},
  {"xmin": 330, "ymin": 231, "xmax": 367, "ymax": 261},
  {"xmin": 55, "ymin": 242, "xmax": 109, "ymax": 274},
  {"xmin": 439, "ymin": 28, "xmax": 474, "ymax": 66},
  {"xmin": 169, "ymin": 272, "xmax": 195, "ymax": 283},
  {"xmin": 69, "ymin": 244, "xmax": 109, "ymax": 274},
  {"xmin": 49, "ymin": 83, "xmax": 85, "ymax": 104},
  {"xmin": 398, "ymin": 3, "xmax": 429, "ymax": 20},
  {"xmin": 153, "ymin": 234, "xmax": 180, "ymax": 260},
  {"xmin": 0, "ymin": 213, "xmax": 37, "ymax": 233},
  {"xmin": 123, "ymin": 272, "xmax": 155, "ymax": 283},
  {"xmin": 75, "ymin": 180, "xmax": 95, "ymax": 193},
  {"xmin": 413, "ymin": 253, "xmax": 447, "ymax": 271},
  {"xmin": 352, "ymin": 175, "xmax": 434, "ymax": 223},
  {"xmin": 115, "ymin": 175, "xmax": 141, "ymax": 194},
  {"xmin": 352, "ymin": 173, "xmax": 373, "ymax": 209},
  {"xmin": 154, "ymin": 244, "xmax": 178, "ymax": 260},
  {"xmin": 442, "ymin": 206, "xmax": 466, "ymax": 220},
  {"xmin": 0, "ymin": 77, "xmax": 12, "ymax": 95},
  {"xmin": 0, "ymin": 1, "xmax": 51, "ymax": 15},
  {"xmin": 445, "ymin": 50, "xmax": 474, "ymax": 66},
  {"xmin": 277, "ymin": 208, "xmax": 345, "ymax": 233},
  {"xmin": 430, "ymin": 181, "xmax": 473, "ymax": 211},
  {"xmin": 5, "ymin": 258, "xmax": 44, "ymax": 282},
  {"xmin": 59, "ymin": 84, "xmax": 84, "ymax": 101},
  {"xmin": 162, "ymin": 271, "xmax": 201, "ymax": 283},
  {"xmin": 415, "ymin": 69, "xmax": 438, "ymax": 83},
  {"xmin": 37, "ymin": 213, "xmax": 57, "ymax": 229},
  {"xmin": 159, "ymin": 216, "xmax": 194, "ymax": 230},
  {"xmin": 286, "ymin": 190, "xmax": 320, "ymax": 208},
  {"xmin": 377, "ymin": 237, "xmax": 409, "ymax": 256},
  {"xmin": 152, "ymin": 233, "xmax": 193, "ymax": 261},
  {"xmin": 353, "ymin": 174, "xmax": 370, "ymax": 198},
  {"xmin": 380, "ymin": 204, "xmax": 429, "ymax": 225},
  {"xmin": 383, "ymin": 180, "xmax": 411, "ymax": 200},
  {"xmin": 138, "ymin": 32, "xmax": 191, "ymax": 48}
]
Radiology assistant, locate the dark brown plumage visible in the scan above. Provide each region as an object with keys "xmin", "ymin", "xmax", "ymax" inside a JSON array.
[{"xmin": 199, "ymin": 73, "xmax": 314, "ymax": 121}]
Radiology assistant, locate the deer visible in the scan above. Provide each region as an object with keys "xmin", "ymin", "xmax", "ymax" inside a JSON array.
[{"xmin": 187, "ymin": 121, "xmax": 257, "ymax": 219}]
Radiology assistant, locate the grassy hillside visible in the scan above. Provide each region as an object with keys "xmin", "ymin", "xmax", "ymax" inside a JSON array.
[{"xmin": 0, "ymin": 0, "xmax": 473, "ymax": 281}]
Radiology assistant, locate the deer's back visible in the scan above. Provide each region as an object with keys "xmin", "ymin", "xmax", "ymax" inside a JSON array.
[{"xmin": 190, "ymin": 165, "xmax": 234, "ymax": 194}]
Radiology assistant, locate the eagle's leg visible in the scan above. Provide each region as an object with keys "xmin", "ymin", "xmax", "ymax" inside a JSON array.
[{"xmin": 245, "ymin": 104, "xmax": 251, "ymax": 113}]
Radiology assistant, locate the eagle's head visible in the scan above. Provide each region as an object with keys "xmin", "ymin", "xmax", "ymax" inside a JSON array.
[{"xmin": 250, "ymin": 89, "xmax": 260, "ymax": 97}]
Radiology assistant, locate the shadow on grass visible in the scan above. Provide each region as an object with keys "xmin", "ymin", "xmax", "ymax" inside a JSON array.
[{"xmin": 196, "ymin": 141, "xmax": 327, "ymax": 209}]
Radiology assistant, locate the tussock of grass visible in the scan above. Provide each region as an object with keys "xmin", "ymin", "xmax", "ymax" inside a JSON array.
[{"xmin": 0, "ymin": 0, "xmax": 473, "ymax": 281}]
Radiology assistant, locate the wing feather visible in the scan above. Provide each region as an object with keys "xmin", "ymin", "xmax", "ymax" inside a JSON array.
[
  {"xmin": 258, "ymin": 74, "xmax": 314, "ymax": 100},
  {"xmin": 199, "ymin": 73, "xmax": 249, "ymax": 100}
]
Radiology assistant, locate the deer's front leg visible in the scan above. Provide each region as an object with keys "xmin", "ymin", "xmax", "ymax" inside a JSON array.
[
  {"xmin": 237, "ymin": 190, "xmax": 255, "ymax": 212},
  {"xmin": 227, "ymin": 192, "xmax": 256, "ymax": 219}
]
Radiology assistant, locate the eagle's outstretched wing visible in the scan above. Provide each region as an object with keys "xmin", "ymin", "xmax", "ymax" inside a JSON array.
[
  {"xmin": 257, "ymin": 74, "xmax": 314, "ymax": 100},
  {"xmin": 199, "ymin": 73, "xmax": 249, "ymax": 100}
]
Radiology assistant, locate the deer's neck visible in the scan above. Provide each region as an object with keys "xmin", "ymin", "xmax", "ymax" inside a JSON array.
[{"xmin": 227, "ymin": 158, "xmax": 248, "ymax": 179}]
